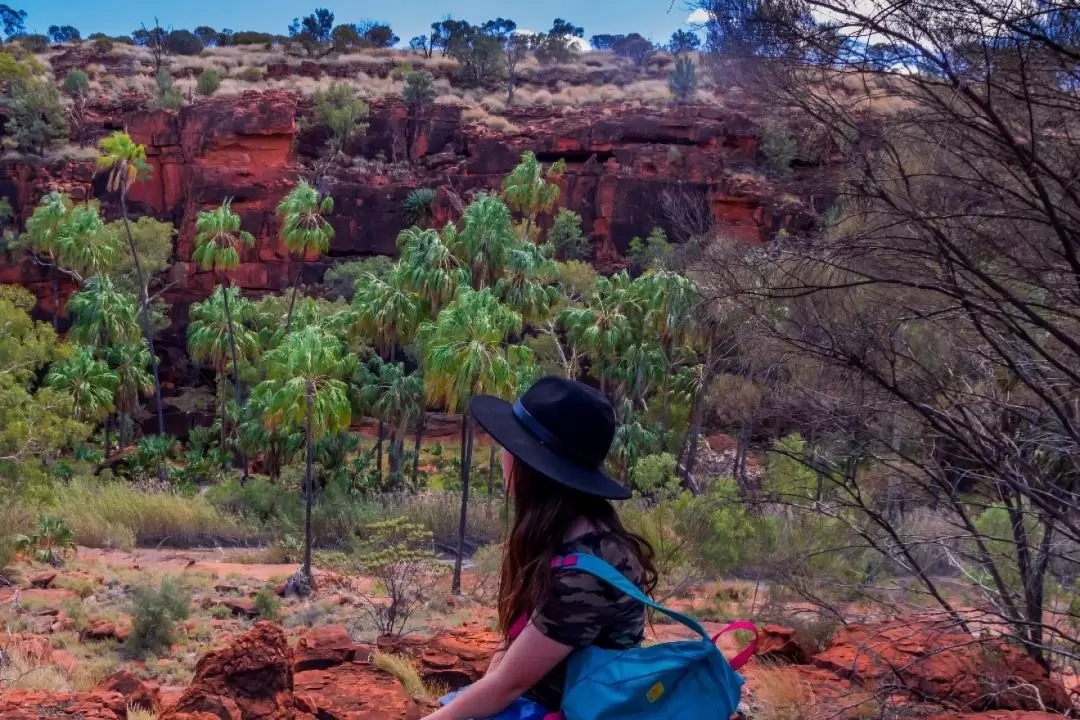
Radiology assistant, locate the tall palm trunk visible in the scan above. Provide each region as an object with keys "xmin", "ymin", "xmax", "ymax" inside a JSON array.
[
  {"xmin": 487, "ymin": 442, "xmax": 497, "ymax": 495},
  {"xmin": 285, "ymin": 257, "xmax": 305, "ymax": 332},
  {"xmin": 411, "ymin": 407, "xmax": 425, "ymax": 487},
  {"xmin": 120, "ymin": 191, "xmax": 166, "ymax": 439},
  {"xmin": 103, "ymin": 416, "xmax": 111, "ymax": 459},
  {"xmin": 452, "ymin": 411, "xmax": 474, "ymax": 595},
  {"xmin": 51, "ymin": 267, "xmax": 60, "ymax": 331},
  {"xmin": 682, "ymin": 367, "xmax": 712, "ymax": 489},
  {"xmin": 376, "ymin": 420, "xmax": 385, "ymax": 477},
  {"xmin": 219, "ymin": 274, "xmax": 250, "ymax": 483},
  {"xmin": 301, "ymin": 383, "xmax": 316, "ymax": 592}
]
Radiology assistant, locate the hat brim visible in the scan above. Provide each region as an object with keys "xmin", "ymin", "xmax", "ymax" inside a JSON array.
[{"xmin": 470, "ymin": 395, "xmax": 631, "ymax": 501}]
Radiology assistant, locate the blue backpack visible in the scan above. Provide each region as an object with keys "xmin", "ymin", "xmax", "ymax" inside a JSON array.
[{"xmin": 556, "ymin": 553, "xmax": 755, "ymax": 720}]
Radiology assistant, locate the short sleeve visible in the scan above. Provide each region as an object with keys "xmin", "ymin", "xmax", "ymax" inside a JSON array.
[{"xmin": 531, "ymin": 569, "xmax": 619, "ymax": 648}]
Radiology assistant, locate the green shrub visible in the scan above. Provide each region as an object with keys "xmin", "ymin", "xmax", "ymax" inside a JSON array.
[
  {"xmin": 760, "ymin": 121, "xmax": 798, "ymax": 174},
  {"xmin": 15, "ymin": 35, "xmax": 49, "ymax": 53},
  {"xmin": 354, "ymin": 518, "xmax": 442, "ymax": 636},
  {"xmin": 626, "ymin": 228, "xmax": 674, "ymax": 272},
  {"xmin": 61, "ymin": 69, "xmax": 90, "ymax": 98},
  {"xmin": 236, "ymin": 66, "xmax": 267, "ymax": 82},
  {"xmin": 127, "ymin": 577, "xmax": 190, "ymax": 658},
  {"xmin": 668, "ymin": 56, "xmax": 697, "ymax": 102},
  {"xmin": 403, "ymin": 71, "xmax": 436, "ymax": 105},
  {"xmin": 196, "ymin": 68, "xmax": 221, "ymax": 96},
  {"xmin": 92, "ymin": 36, "xmax": 114, "ymax": 53},
  {"xmin": 8, "ymin": 78, "xmax": 69, "ymax": 155},
  {"xmin": 155, "ymin": 69, "xmax": 181, "ymax": 110},
  {"xmin": 254, "ymin": 586, "xmax": 281, "ymax": 622},
  {"xmin": 547, "ymin": 209, "xmax": 590, "ymax": 260},
  {"xmin": 14, "ymin": 514, "xmax": 76, "ymax": 566},
  {"xmin": 164, "ymin": 29, "xmax": 204, "ymax": 56}
]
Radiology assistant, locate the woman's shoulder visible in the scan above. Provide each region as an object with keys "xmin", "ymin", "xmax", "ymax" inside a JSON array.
[{"xmin": 559, "ymin": 530, "xmax": 643, "ymax": 584}]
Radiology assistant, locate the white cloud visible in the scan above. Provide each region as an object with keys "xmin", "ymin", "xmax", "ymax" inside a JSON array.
[{"xmin": 685, "ymin": 8, "xmax": 714, "ymax": 25}]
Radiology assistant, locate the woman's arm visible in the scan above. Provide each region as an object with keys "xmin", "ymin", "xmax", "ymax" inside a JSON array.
[
  {"xmin": 423, "ymin": 625, "xmax": 572, "ymax": 720},
  {"xmin": 484, "ymin": 649, "xmax": 506, "ymax": 676}
]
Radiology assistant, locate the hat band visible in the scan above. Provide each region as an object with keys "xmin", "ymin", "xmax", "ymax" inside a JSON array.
[{"xmin": 513, "ymin": 400, "xmax": 600, "ymax": 470}]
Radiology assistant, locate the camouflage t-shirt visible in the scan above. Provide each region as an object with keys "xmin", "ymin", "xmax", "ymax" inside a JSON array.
[{"xmin": 527, "ymin": 530, "xmax": 646, "ymax": 711}]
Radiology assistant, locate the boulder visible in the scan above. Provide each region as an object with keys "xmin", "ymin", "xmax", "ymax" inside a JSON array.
[
  {"xmin": 812, "ymin": 616, "xmax": 1071, "ymax": 713},
  {"xmin": 294, "ymin": 662, "xmax": 422, "ymax": 720},
  {"xmin": 80, "ymin": 619, "xmax": 129, "ymax": 643},
  {"xmin": 293, "ymin": 625, "xmax": 363, "ymax": 671},
  {"xmin": 28, "ymin": 571, "xmax": 58, "ymax": 589},
  {"xmin": 160, "ymin": 621, "xmax": 293, "ymax": 720},
  {"xmin": 755, "ymin": 624, "xmax": 812, "ymax": 665},
  {"xmin": 0, "ymin": 691, "xmax": 127, "ymax": 719},
  {"xmin": 220, "ymin": 598, "xmax": 259, "ymax": 618},
  {"xmin": 1, "ymin": 634, "xmax": 53, "ymax": 663},
  {"xmin": 379, "ymin": 623, "xmax": 501, "ymax": 690},
  {"xmin": 94, "ymin": 670, "xmax": 162, "ymax": 713}
]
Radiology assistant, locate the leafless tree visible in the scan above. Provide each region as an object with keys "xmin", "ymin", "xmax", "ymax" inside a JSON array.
[{"xmin": 695, "ymin": 0, "xmax": 1080, "ymax": 668}]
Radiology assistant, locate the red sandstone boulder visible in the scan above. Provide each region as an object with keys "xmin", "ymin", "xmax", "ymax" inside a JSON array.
[
  {"xmin": 379, "ymin": 623, "xmax": 501, "ymax": 689},
  {"xmin": 28, "ymin": 570, "xmax": 58, "ymax": 588},
  {"xmin": 294, "ymin": 662, "xmax": 422, "ymax": 720},
  {"xmin": 80, "ymin": 618, "xmax": 130, "ymax": 643},
  {"xmin": 160, "ymin": 621, "xmax": 293, "ymax": 720},
  {"xmin": 220, "ymin": 598, "xmax": 259, "ymax": 618},
  {"xmin": 294, "ymin": 625, "xmax": 362, "ymax": 671},
  {"xmin": 1, "ymin": 633, "xmax": 53, "ymax": 663},
  {"xmin": 755, "ymin": 624, "xmax": 812, "ymax": 665},
  {"xmin": 94, "ymin": 670, "xmax": 162, "ymax": 713},
  {"xmin": 0, "ymin": 691, "xmax": 127, "ymax": 719},
  {"xmin": 812, "ymin": 616, "xmax": 1071, "ymax": 713}
]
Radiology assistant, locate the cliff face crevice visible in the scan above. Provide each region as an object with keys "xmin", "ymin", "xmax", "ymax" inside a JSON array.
[{"xmin": 1, "ymin": 90, "xmax": 827, "ymax": 311}]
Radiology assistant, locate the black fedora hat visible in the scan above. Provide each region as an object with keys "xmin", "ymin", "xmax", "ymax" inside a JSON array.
[{"xmin": 470, "ymin": 376, "xmax": 630, "ymax": 500}]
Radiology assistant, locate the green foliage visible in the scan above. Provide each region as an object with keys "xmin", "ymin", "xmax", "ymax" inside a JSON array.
[
  {"xmin": 403, "ymin": 71, "xmax": 436, "ymax": 106},
  {"xmin": 99, "ymin": 217, "xmax": 174, "ymax": 294},
  {"xmin": 323, "ymin": 257, "xmax": 395, "ymax": 301},
  {"xmin": 196, "ymin": 68, "xmax": 222, "ymax": 96},
  {"xmin": 547, "ymin": 209, "xmax": 590, "ymax": 260},
  {"xmin": 402, "ymin": 188, "xmax": 437, "ymax": 228},
  {"xmin": 154, "ymin": 68, "xmax": 181, "ymax": 109},
  {"xmin": 626, "ymin": 228, "xmax": 674, "ymax": 272},
  {"xmin": 353, "ymin": 517, "xmax": 441, "ymax": 636},
  {"xmin": 629, "ymin": 453, "xmax": 683, "ymax": 499},
  {"xmin": 277, "ymin": 180, "xmax": 336, "ymax": 257},
  {"xmin": 61, "ymin": 69, "xmax": 90, "ymax": 98},
  {"xmin": 127, "ymin": 435, "xmax": 177, "ymax": 483},
  {"xmin": 447, "ymin": 23, "xmax": 506, "ymax": 87},
  {"xmin": 193, "ymin": 200, "xmax": 255, "ymax": 272},
  {"xmin": 669, "ymin": 56, "xmax": 697, "ymax": 102},
  {"xmin": 164, "ymin": 29, "xmax": 204, "ymax": 55},
  {"xmin": 13, "ymin": 514, "xmax": 76, "ymax": 566},
  {"xmin": 760, "ymin": 121, "xmax": 798, "ymax": 174},
  {"xmin": 127, "ymin": 576, "xmax": 190, "ymax": 658},
  {"xmin": 92, "ymin": 36, "xmax": 114, "ymax": 52},
  {"xmin": 669, "ymin": 29, "xmax": 702, "ymax": 55},
  {"xmin": 254, "ymin": 586, "xmax": 281, "ymax": 621},
  {"xmin": 8, "ymin": 78, "xmax": 69, "ymax": 155},
  {"xmin": 45, "ymin": 346, "xmax": 118, "ymax": 424},
  {"xmin": 502, "ymin": 152, "xmax": 566, "ymax": 232},
  {"xmin": 555, "ymin": 260, "xmax": 598, "ymax": 300},
  {"xmin": 15, "ymin": 34, "xmax": 49, "ymax": 53},
  {"xmin": 312, "ymin": 82, "xmax": 370, "ymax": 151}
]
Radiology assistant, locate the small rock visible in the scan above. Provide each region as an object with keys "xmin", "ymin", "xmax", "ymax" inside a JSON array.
[
  {"xmin": 29, "ymin": 571, "xmax": 57, "ymax": 589},
  {"xmin": 94, "ymin": 670, "xmax": 161, "ymax": 713},
  {"xmin": 221, "ymin": 598, "xmax": 258, "ymax": 618}
]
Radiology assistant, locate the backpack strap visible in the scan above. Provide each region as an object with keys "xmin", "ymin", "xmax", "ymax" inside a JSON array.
[
  {"xmin": 552, "ymin": 553, "xmax": 712, "ymax": 642},
  {"xmin": 711, "ymin": 621, "xmax": 759, "ymax": 670}
]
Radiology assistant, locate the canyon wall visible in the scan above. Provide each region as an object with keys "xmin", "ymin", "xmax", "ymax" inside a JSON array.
[{"xmin": 0, "ymin": 90, "xmax": 827, "ymax": 307}]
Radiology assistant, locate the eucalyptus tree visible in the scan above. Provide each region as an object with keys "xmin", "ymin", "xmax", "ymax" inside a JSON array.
[
  {"xmin": 422, "ymin": 288, "xmax": 531, "ymax": 593},
  {"xmin": 97, "ymin": 132, "xmax": 165, "ymax": 436},
  {"xmin": 277, "ymin": 180, "xmax": 336, "ymax": 332},
  {"xmin": 260, "ymin": 326, "xmax": 354, "ymax": 593}
]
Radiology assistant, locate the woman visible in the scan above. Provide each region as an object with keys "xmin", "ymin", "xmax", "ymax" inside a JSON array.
[{"xmin": 425, "ymin": 376, "xmax": 657, "ymax": 720}]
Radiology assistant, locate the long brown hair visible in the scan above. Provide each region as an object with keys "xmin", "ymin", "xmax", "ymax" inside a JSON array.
[{"xmin": 497, "ymin": 459, "xmax": 657, "ymax": 640}]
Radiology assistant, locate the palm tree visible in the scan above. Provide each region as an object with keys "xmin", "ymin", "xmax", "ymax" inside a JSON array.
[
  {"xmin": 277, "ymin": 181, "xmax": 335, "ymax": 332},
  {"xmin": 559, "ymin": 272, "xmax": 641, "ymax": 395},
  {"xmin": 260, "ymin": 326, "xmax": 353, "ymax": 593},
  {"xmin": 105, "ymin": 341, "xmax": 154, "ymax": 448},
  {"xmin": 494, "ymin": 241, "xmax": 561, "ymax": 325},
  {"xmin": 635, "ymin": 270, "xmax": 697, "ymax": 439},
  {"xmin": 194, "ymin": 199, "xmax": 257, "ymax": 481},
  {"xmin": 67, "ymin": 276, "xmax": 141, "ymax": 456},
  {"xmin": 396, "ymin": 227, "xmax": 470, "ymax": 485},
  {"xmin": 97, "ymin": 132, "xmax": 165, "ymax": 437},
  {"xmin": 422, "ymin": 288, "xmax": 530, "ymax": 593},
  {"xmin": 46, "ymin": 346, "xmax": 118, "ymax": 449},
  {"xmin": 188, "ymin": 287, "xmax": 258, "ymax": 446},
  {"xmin": 502, "ymin": 151, "xmax": 566, "ymax": 241},
  {"xmin": 23, "ymin": 194, "xmax": 118, "ymax": 328},
  {"xmin": 402, "ymin": 188, "xmax": 437, "ymax": 228},
  {"xmin": 369, "ymin": 361, "xmax": 424, "ymax": 478},
  {"xmin": 352, "ymin": 268, "xmax": 421, "ymax": 361},
  {"xmin": 447, "ymin": 194, "xmax": 516, "ymax": 290}
]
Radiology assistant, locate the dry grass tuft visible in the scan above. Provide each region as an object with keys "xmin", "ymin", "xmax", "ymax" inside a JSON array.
[
  {"xmin": 126, "ymin": 703, "xmax": 158, "ymax": 720},
  {"xmin": 373, "ymin": 651, "xmax": 445, "ymax": 703},
  {"xmin": 745, "ymin": 662, "xmax": 814, "ymax": 720}
]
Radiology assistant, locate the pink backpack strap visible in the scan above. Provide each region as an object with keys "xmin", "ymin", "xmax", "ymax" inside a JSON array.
[{"xmin": 712, "ymin": 621, "xmax": 759, "ymax": 670}]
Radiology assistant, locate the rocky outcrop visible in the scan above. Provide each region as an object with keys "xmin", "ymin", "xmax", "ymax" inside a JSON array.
[
  {"xmin": 293, "ymin": 625, "xmax": 363, "ymax": 671},
  {"xmin": 810, "ymin": 616, "xmax": 1071, "ymax": 714},
  {"xmin": 94, "ymin": 670, "xmax": 162, "ymax": 713},
  {"xmin": 0, "ymin": 691, "xmax": 127, "ymax": 719},
  {"xmin": 754, "ymin": 624, "xmax": 812, "ymax": 665},
  {"xmin": 378, "ymin": 623, "xmax": 501, "ymax": 689},
  {"xmin": 161, "ymin": 621, "xmax": 294, "ymax": 720}
]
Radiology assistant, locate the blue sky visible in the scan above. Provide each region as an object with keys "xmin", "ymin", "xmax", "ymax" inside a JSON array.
[{"xmin": 27, "ymin": 1, "xmax": 700, "ymax": 45}]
